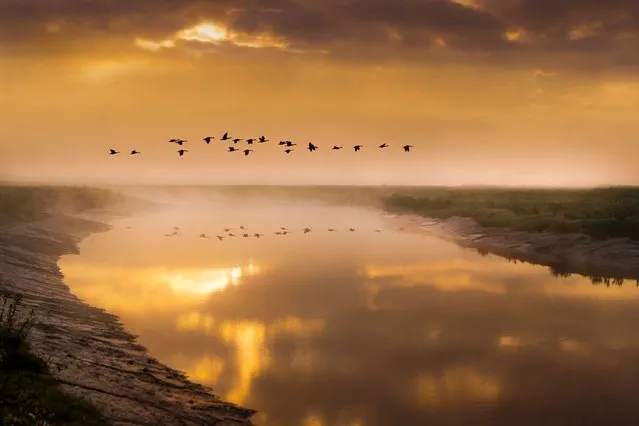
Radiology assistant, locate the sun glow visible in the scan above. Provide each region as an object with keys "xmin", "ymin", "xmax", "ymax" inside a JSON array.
[{"xmin": 135, "ymin": 22, "xmax": 290, "ymax": 52}]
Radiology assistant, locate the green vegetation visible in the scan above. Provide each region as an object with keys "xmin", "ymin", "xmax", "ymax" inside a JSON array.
[
  {"xmin": 0, "ymin": 292, "xmax": 108, "ymax": 425},
  {"xmin": 383, "ymin": 186, "xmax": 639, "ymax": 240},
  {"xmin": 0, "ymin": 185, "xmax": 126, "ymax": 226}
]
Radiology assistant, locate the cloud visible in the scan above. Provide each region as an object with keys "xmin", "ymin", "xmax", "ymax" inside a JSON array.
[{"xmin": 2, "ymin": 0, "xmax": 639, "ymax": 70}]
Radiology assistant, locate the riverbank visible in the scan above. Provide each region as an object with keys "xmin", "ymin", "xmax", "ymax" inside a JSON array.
[
  {"xmin": 387, "ymin": 214, "xmax": 639, "ymax": 284},
  {"xmin": 0, "ymin": 187, "xmax": 256, "ymax": 425}
]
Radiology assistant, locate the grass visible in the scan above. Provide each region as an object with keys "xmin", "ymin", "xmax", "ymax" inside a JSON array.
[
  {"xmin": 0, "ymin": 292, "xmax": 109, "ymax": 425},
  {"xmin": 383, "ymin": 186, "xmax": 639, "ymax": 241},
  {"xmin": 0, "ymin": 185, "xmax": 128, "ymax": 227}
]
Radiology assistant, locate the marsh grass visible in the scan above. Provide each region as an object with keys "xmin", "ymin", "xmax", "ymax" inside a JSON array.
[
  {"xmin": 384, "ymin": 186, "xmax": 639, "ymax": 240},
  {"xmin": 0, "ymin": 292, "xmax": 108, "ymax": 425}
]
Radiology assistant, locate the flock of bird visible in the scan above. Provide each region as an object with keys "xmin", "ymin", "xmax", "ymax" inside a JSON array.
[
  {"xmin": 156, "ymin": 225, "xmax": 403, "ymax": 241},
  {"xmin": 108, "ymin": 132, "xmax": 414, "ymax": 157}
]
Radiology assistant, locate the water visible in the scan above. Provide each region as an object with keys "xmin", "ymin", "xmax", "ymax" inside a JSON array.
[{"xmin": 60, "ymin": 192, "xmax": 639, "ymax": 426}]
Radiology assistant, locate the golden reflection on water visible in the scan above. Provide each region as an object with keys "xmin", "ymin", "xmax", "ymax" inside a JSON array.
[{"xmin": 59, "ymin": 203, "xmax": 639, "ymax": 426}]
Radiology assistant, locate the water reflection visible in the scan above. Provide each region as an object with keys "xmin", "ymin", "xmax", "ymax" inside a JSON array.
[{"xmin": 60, "ymin": 195, "xmax": 639, "ymax": 425}]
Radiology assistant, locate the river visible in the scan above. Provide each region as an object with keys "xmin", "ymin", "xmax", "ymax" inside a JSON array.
[{"xmin": 59, "ymin": 190, "xmax": 639, "ymax": 426}]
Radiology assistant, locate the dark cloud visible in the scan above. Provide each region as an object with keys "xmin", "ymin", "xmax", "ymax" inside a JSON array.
[{"xmin": 2, "ymin": 0, "xmax": 639, "ymax": 69}]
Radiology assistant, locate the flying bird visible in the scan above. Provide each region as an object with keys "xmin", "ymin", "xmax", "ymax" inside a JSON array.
[
  {"xmin": 246, "ymin": 138, "xmax": 255, "ymax": 145},
  {"xmin": 353, "ymin": 145, "xmax": 362, "ymax": 152},
  {"xmin": 228, "ymin": 233, "xmax": 236, "ymax": 237},
  {"xmin": 242, "ymin": 233, "xmax": 250, "ymax": 238},
  {"xmin": 169, "ymin": 139, "xmax": 179, "ymax": 143},
  {"xmin": 374, "ymin": 229, "xmax": 382, "ymax": 233},
  {"xmin": 284, "ymin": 149, "xmax": 294, "ymax": 154},
  {"xmin": 200, "ymin": 234, "xmax": 209, "ymax": 239},
  {"xmin": 243, "ymin": 149, "xmax": 253, "ymax": 156},
  {"xmin": 285, "ymin": 141, "xmax": 296, "ymax": 147},
  {"xmin": 229, "ymin": 147, "xmax": 238, "ymax": 152},
  {"xmin": 278, "ymin": 141, "xmax": 287, "ymax": 146},
  {"xmin": 328, "ymin": 228, "xmax": 336, "ymax": 232},
  {"xmin": 130, "ymin": 150, "xmax": 141, "ymax": 155},
  {"xmin": 281, "ymin": 227, "xmax": 288, "ymax": 230},
  {"xmin": 240, "ymin": 225, "xmax": 246, "ymax": 230},
  {"xmin": 403, "ymin": 145, "xmax": 413, "ymax": 152},
  {"xmin": 232, "ymin": 138, "xmax": 242, "ymax": 144},
  {"xmin": 203, "ymin": 136, "xmax": 214, "ymax": 144},
  {"xmin": 216, "ymin": 235, "xmax": 225, "ymax": 241},
  {"xmin": 109, "ymin": 149, "xmax": 120, "ymax": 155},
  {"xmin": 349, "ymin": 228, "xmax": 355, "ymax": 232},
  {"xmin": 259, "ymin": 136, "xmax": 269, "ymax": 143},
  {"xmin": 170, "ymin": 139, "xmax": 186, "ymax": 146},
  {"xmin": 379, "ymin": 143, "xmax": 388, "ymax": 148},
  {"xmin": 332, "ymin": 146, "xmax": 343, "ymax": 150},
  {"xmin": 178, "ymin": 149, "xmax": 188, "ymax": 156},
  {"xmin": 307, "ymin": 143, "xmax": 318, "ymax": 152},
  {"xmin": 224, "ymin": 228, "xmax": 232, "ymax": 232},
  {"xmin": 303, "ymin": 227, "xmax": 312, "ymax": 234},
  {"xmin": 254, "ymin": 233, "xmax": 263, "ymax": 238},
  {"xmin": 221, "ymin": 132, "xmax": 231, "ymax": 141}
]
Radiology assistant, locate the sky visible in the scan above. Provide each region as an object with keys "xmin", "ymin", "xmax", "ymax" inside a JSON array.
[{"xmin": 1, "ymin": 0, "xmax": 638, "ymax": 186}]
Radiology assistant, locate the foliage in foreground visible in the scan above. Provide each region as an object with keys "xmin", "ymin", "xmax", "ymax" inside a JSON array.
[
  {"xmin": 0, "ymin": 292, "xmax": 108, "ymax": 425},
  {"xmin": 384, "ymin": 186, "xmax": 639, "ymax": 240}
]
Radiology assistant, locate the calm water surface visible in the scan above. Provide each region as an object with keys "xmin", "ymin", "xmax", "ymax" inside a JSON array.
[{"xmin": 60, "ymin": 194, "xmax": 639, "ymax": 426}]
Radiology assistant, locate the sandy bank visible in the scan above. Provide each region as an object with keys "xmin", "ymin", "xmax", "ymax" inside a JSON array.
[
  {"xmin": 388, "ymin": 214, "xmax": 639, "ymax": 283},
  {"xmin": 0, "ymin": 212, "xmax": 256, "ymax": 426}
]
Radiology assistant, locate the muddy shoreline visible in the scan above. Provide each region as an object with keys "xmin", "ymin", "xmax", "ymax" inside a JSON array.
[
  {"xmin": 389, "ymin": 213, "xmax": 639, "ymax": 284},
  {"xmin": 0, "ymin": 210, "xmax": 256, "ymax": 426}
]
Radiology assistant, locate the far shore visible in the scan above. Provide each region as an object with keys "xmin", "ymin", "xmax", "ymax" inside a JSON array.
[{"xmin": 389, "ymin": 214, "xmax": 639, "ymax": 284}]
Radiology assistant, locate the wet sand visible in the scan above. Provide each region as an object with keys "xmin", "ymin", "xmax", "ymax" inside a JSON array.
[
  {"xmin": 390, "ymin": 214, "xmax": 639, "ymax": 282},
  {"xmin": 0, "ymin": 211, "xmax": 256, "ymax": 426}
]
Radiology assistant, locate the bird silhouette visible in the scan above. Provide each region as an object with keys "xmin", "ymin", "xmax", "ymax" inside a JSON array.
[
  {"xmin": 130, "ymin": 150, "xmax": 141, "ymax": 155},
  {"xmin": 303, "ymin": 227, "xmax": 312, "ymax": 234},
  {"xmin": 353, "ymin": 145, "xmax": 362, "ymax": 152},
  {"xmin": 332, "ymin": 146, "xmax": 343, "ymax": 150},
  {"xmin": 284, "ymin": 149, "xmax": 294, "ymax": 154},
  {"xmin": 328, "ymin": 228, "xmax": 336, "ymax": 232},
  {"xmin": 200, "ymin": 234, "xmax": 209, "ymax": 239},
  {"xmin": 259, "ymin": 136, "xmax": 268, "ymax": 143},
  {"xmin": 240, "ymin": 225, "xmax": 246, "ymax": 230},
  {"xmin": 109, "ymin": 149, "xmax": 120, "ymax": 155},
  {"xmin": 403, "ymin": 145, "xmax": 413, "ymax": 152},
  {"xmin": 233, "ymin": 138, "xmax": 242, "ymax": 144},
  {"xmin": 246, "ymin": 138, "xmax": 255, "ymax": 145},
  {"xmin": 307, "ymin": 143, "xmax": 318, "ymax": 152},
  {"xmin": 203, "ymin": 136, "xmax": 214, "ymax": 144},
  {"xmin": 228, "ymin": 233, "xmax": 236, "ymax": 237},
  {"xmin": 285, "ymin": 141, "xmax": 296, "ymax": 147},
  {"xmin": 224, "ymin": 228, "xmax": 232, "ymax": 232},
  {"xmin": 254, "ymin": 233, "xmax": 263, "ymax": 238},
  {"xmin": 349, "ymin": 228, "xmax": 355, "ymax": 232},
  {"xmin": 278, "ymin": 141, "xmax": 287, "ymax": 146},
  {"xmin": 221, "ymin": 132, "xmax": 231, "ymax": 141},
  {"xmin": 178, "ymin": 149, "xmax": 188, "ymax": 156},
  {"xmin": 216, "ymin": 235, "xmax": 225, "ymax": 241},
  {"xmin": 174, "ymin": 139, "xmax": 187, "ymax": 146},
  {"xmin": 281, "ymin": 227, "xmax": 287, "ymax": 230},
  {"xmin": 229, "ymin": 147, "xmax": 238, "ymax": 152},
  {"xmin": 243, "ymin": 149, "xmax": 253, "ymax": 156},
  {"xmin": 173, "ymin": 227, "xmax": 181, "ymax": 231},
  {"xmin": 374, "ymin": 229, "xmax": 382, "ymax": 233},
  {"xmin": 169, "ymin": 139, "xmax": 179, "ymax": 143},
  {"xmin": 242, "ymin": 233, "xmax": 249, "ymax": 238},
  {"xmin": 379, "ymin": 143, "xmax": 388, "ymax": 148}
]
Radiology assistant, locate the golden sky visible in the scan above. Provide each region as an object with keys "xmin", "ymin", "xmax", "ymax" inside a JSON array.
[{"xmin": 2, "ymin": 0, "xmax": 638, "ymax": 186}]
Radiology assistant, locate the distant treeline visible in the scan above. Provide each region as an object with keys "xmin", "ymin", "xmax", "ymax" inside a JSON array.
[{"xmin": 384, "ymin": 186, "xmax": 639, "ymax": 241}]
